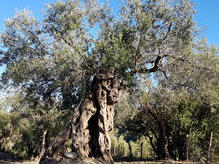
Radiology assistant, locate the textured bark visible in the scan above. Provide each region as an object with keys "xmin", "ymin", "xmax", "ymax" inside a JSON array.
[
  {"xmin": 45, "ymin": 123, "xmax": 72, "ymax": 159},
  {"xmin": 157, "ymin": 120, "xmax": 171, "ymax": 160},
  {"xmin": 37, "ymin": 130, "xmax": 48, "ymax": 162},
  {"xmin": 72, "ymin": 74, "xmax": 119, "ymax": 164}
]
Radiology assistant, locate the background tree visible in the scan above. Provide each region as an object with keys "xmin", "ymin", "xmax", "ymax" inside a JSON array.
[
  {"xmin": 116, "ymin": 40, "xmax": 219, "ymax": 160},
  {"xmin": 0, "ymin": 0, "xmax": 196, "ymax": 163},
  {"xmin": 0, "ymin": 90, "xmax": 71, "ymax": 160}
]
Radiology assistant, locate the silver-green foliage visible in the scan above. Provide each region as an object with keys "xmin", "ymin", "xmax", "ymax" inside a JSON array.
[{"xmin": 0, "ymin": 0, "xmax": 195, "ymax": 108}]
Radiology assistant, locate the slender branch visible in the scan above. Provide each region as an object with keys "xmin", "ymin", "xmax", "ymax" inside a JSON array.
[
  {"xmin": 141, "ymin": 103, "xmax": 159, "ymax": 121},
  {"xmin": 50, "ymin": 24, "xmax": 92, "ymax": 70},
  {"xmin": 129, "ymin": 22, "xmax": 172, "ymax": 75},
  {"xmin": 28, "ymin": 30, "xmax": 49, "ymax": 55},
  {"xmin": 158, "ymin": 68, "xmax": 168, "ymax": 79},
  {"xmin": 163, "ymin": 54, "xmax": 186, "ymax": 62},
  {"xmin": 159, "ymin": 22, "xmax": 172, "ymax": 45},
  {"xmin": 135, "ymin": 34, "xmax": 143, "ymax": 67},
  {"xmin": 137, "ymin": 59, "xmax": 154, "ymax": 66}
]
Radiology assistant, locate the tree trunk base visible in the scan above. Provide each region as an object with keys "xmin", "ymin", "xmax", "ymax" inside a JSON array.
[
  {"xmin": 40, "ymin": 158, "xmax": 104, "ymax": 164},
  {"xmin": 43, "ymin": 74, "xmax": 119, "ymax": 164},
  {"xmin": 71, "ymin": 74, "xmax": 118, "ymax": 164}
]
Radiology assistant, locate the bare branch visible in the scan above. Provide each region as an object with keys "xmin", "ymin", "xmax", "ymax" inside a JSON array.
[
  {"xmin": 159, "ymin": 22, "xmax": 172, "ymax": 45},
  {"xmin": 131, "ymin": 55, "xmax": 163, "ymax": 74}
]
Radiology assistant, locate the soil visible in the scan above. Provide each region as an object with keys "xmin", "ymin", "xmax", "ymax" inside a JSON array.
[
  {"xmin": 0, "ymin": 161, "xmax": 202, "ymax": 164},
  {"xmin": 0, "ymin": 159, "xmax": 203, "ymax": 164},
  {"xmin": 0, "ymin": 152, "xmax": 216, "ymax": 164}
]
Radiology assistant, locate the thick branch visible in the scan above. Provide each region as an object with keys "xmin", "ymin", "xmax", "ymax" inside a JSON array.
[{"xmin": 131, "ymin": 55, "xmax": 163, "ymax": 74}]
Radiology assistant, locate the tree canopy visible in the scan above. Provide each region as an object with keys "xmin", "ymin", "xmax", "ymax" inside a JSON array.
[
  {"xmin": 0, "ymin": 0, "xmax": 218, "ymax": 163},
  {"xmin": 0, "ymin": 0, "xmax": 195, "ymax": 109}
]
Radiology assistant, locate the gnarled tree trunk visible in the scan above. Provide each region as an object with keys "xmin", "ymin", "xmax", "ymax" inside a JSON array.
[{"xmin": 72, "ymin": 74, "xmax": 119, "ymax": 164}]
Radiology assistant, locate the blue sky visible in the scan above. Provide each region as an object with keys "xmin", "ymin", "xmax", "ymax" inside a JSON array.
[
  {"xmin": 0, "ymin": 0, "xmax": 219, "ymax": 75},
  {"xmin": 0, "ymin": 0, "xmax": 218, "ymax": 44},
  {"xmin": 192, "ymin": 0, "xmax": 219, "ymax": 44}
]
